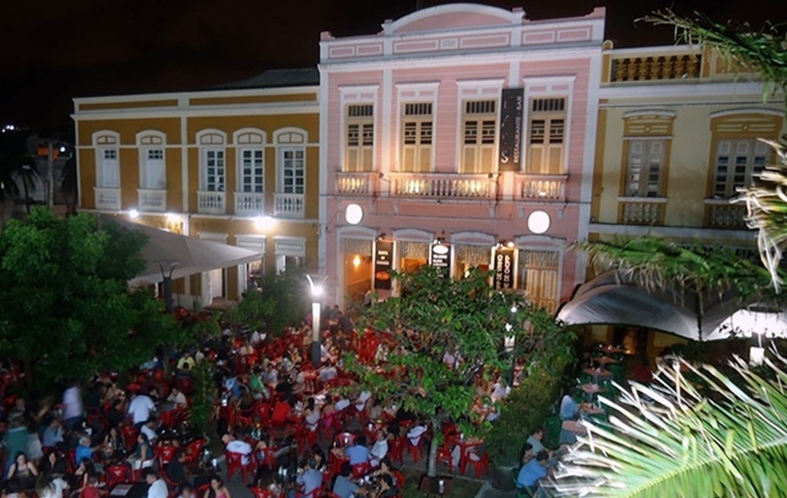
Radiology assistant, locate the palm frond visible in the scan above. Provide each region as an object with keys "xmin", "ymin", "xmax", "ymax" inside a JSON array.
[{"xmin": 546, "ymin": 356, "xmax": 787, "ymax": 497}]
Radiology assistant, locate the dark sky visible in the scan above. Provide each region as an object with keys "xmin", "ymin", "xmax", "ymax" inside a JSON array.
[{"xmin": 0, "ymin": 0, "xmax": 781, "ymax": 137}]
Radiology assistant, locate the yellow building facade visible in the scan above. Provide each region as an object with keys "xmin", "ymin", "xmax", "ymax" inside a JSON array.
[
  {"xmin": 72, "ymin": 69, "xmax": 320, "ymax": 308},
  {"xmin": 588, "ymin": 43, "xmax": 786, "ymax": 354}
]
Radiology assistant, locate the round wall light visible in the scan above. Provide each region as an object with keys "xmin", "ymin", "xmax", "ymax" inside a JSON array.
[
  {"xmin": 128, "ymin": 209, "xmax": 139, "ymax": 220},
  {"xmin": 527, "ymin": 210, "xmax": 550, "ymax": 234},
  {"xmin": 345, "ymin": 203, "xmax": 364, "ymax": 225}
]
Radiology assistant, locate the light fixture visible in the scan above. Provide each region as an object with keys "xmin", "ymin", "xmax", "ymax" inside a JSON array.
[
  {"xmin": 510, "ymin": 306, "xmax": 518, "ymax": 313},
  {"xmin": 59, "ymin": 145, "xmax": 67, "ymax": 153},
  {"xmin": 506, "ymin": 241, "xmax": 515, "ymax": 248},
  {"xmin": 352, "ymin": 255, "xmax": 362, "ymax": 267},
  {"xmin": 527, "ymin": 210, "xmax": 550, "ymax": 234},
  {"xmin": 128, "ymin": 209, "xmax": 139, "ymax": 219},
  {"xmin": 345, "ymin": 203, "xmax": 363, "ymax": 225},
  {"xmin": 166, "ymin": 212, "xmax": 181, "ymax": 223},
  {"xmin": 377, "ymin": 233, "xmax": 386, "ymax": 242},
  {"xmin": 254, "ymin": 215, "xmax": 275, "ymax": 230}
]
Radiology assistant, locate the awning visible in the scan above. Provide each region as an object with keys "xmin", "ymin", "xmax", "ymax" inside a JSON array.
[
  {"xmin": 105, "ymin": 217, "xmax": 263, "ymax": 285},
  {"xmin": 555, "ymin": 270, "xmax": 782, "ymax": 341}
]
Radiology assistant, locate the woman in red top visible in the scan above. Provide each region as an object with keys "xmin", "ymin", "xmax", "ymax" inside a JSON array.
[{"xmin": 270, "ymin": 399, "xmax": 292, "ymax": 426}]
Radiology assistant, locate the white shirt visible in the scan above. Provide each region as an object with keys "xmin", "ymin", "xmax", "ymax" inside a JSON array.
[
  {"xmin": 141, "ymin": 424, "xmax": 157, "ymax": 441},
  {"xmin": 371, "ymin": 439, "xmax": 388, "ymax": 460},
  {"xmin": 128, "ymin": 394, "xmax": 155, "ymax": 424},
  {"xmin": 335, "ymin": 398, "xmax": 350, "ymax": 411},
  {"xmin": 226, "ymin": 439, "xmax": 252, "ymax": 465},
  {"xmin": 62, "ymin": 386, "xmax": 83, "ymax": 419},
  {"xmin": 167, "ymin": 391, "xmax": 187, "ymax": 407},
  {"xmin": 407, "ymin": 425, "xmax": 427, "ymax": 446},
  {"xmin": 491, "ymin": 383, "xmax": 511, "ymax": 402},
  {"xmin": 147, "ymin": 479, "xmax": 168, "ymax": 498},
  {"xmin": 355, "ymin": 391, "xmax": 372, "ymax": 411},
  {"xmin": 250, "ymin": 331, "xmax": 261, "ymax": 345}
]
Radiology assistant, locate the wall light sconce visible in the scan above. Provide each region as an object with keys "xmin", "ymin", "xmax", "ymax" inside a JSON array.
[
  {"xmin": 377, "ymin": 233, "xmax": 386, "ymax": 242},
  {"xmin": 128, "ymin": 209, "xmax": 139, "ymax": 220},
  {"xmin": 352, "ymin": 255, "xmax": 362, "ymax": 268}
]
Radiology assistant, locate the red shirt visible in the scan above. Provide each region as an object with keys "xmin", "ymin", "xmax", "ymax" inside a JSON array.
[
  {"xmin": 271, "ymin": 401, "xmax": 291, "ymax": 425},
  {"xmin": 82, "ymin": 485, "xmax": 101, "ymax": 498}
]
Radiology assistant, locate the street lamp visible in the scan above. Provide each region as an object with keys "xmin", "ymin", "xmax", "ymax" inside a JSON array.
[
  {"xmin": 306, "ymin": 274, "xmax": 328, "ymax": 368},
  {"xmin": 158, "ymin": 260, "xmax": 179, "ymax": 313}
]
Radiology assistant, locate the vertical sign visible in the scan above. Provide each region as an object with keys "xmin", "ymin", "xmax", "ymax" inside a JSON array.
[
  {"xmin": 493, "ymin": 247, "xmax": 516, "ymax": 289},
  {"xmin": 429, "ymin": 243, "xmax": 452, "ymax": 278},
  {"xmin": 498, "ymin": 88, "xmax": 524, "ymax": 172},
  {"xmin": 374, "ymin": 241, "xmax": 393, "ymax": 290}
]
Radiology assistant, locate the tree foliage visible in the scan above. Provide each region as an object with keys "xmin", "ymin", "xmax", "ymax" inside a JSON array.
[
  {"xmin": 348, "ymin": 266, "xmax": 571, "ymax": 475},
  {"xmin": 0, "ymin": 209, "xmax": 193, "ymax": 393}
]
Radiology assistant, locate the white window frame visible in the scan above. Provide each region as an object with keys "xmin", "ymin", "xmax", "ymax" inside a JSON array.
[
  {"xmin": 92, "ymin": 131, "xmax": 121, "ymax": 189},
  {"xmin": 344, "ymin": 103, "xmax": 375, "ymax": 172},
  {"xmin": 460, "ymin": 99, "xmax": 498, "ymax": 174},
  {"xmin": 400, "ymin": 102, "xmax": 434, "ymax": 173},
  {"xmin": 396, "ymin": 82, "xmax": 439, "ymax": 173},
  {"xmin": 96, "ymin": 147, "xmax": 120, "ymax": 188},
  {"xmin": 526, "ymin": 97, "xmax": 567, "ymax": 175},
  {"xmin": 523, "ymin": 77, "xmax": 574, "ymax": 175},
  {"xmin": 278, "ymin": 147, "xmax": 305, "ymax": 194},
  {"xmin": 197, "ymin": 129, "xmax": 227, "ymax": 193},
  {"xmin": 712, "ymin": 138, "xmax": 770, "ymax": 199},
  {"xmin": 624, "ymin": 138, "xmax": 667, "ymax": 198},
  {"xmin": 238, "ymin": 148, "xmax": 265, "ymax": 193}
]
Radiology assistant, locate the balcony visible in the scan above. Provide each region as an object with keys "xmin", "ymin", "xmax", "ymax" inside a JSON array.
[
  {"xmin": 94, "ymin": 187, "xmax": 121, "ymax": 211},
  {"xmin": 389, "ymin": 173, "xmax": 495, "ymax": 199},
  {"xmin": 234, "ymin": 192, "xmax": 265, "ymax": 216},
  {"xmin": 618, "ymin": 198, "xmax": 666, "ymax": 225},
  {"xmin": 138, "ymin": 189, "xmax": 167, "ymax": 212},
  {"xmin": 608, "ymin": 49, "xmax": 702, "ymax": 83},
  {"xmin": 197, "ymin": 191, "xmax": 226, "ymax": 215},
  {"xmin": 705, "ymin": 200, "xmax": 747, "ymax": 229},
  {"xmin": 273, "ymin": 193, "xmax": 305, "ymax": 218},
  {"xmin": 336, "ymin": 172, "xmax": 376, "ymax": 196},
  {"xmin": 517, "ymin": 174, "xmax": 567, "ymax": 202}
]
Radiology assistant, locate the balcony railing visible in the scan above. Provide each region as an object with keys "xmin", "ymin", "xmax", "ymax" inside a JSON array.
[
  {"xmin": 273, "ymin": 193, "xmax": 305, "ymax": 218},
  {"xmin": 336, "ymin": 172, "xmax": 376, "ymax": 195},
  {"xmin": 138, "ymin": 189, "xmax": 167, "ymax": 212},
  {"xmin": 389, "ymin": 173, "xmax": 495, "ymax": 199},
  {"xmin": 94, "ymin": 187, "xmax": 121, "ymax": 211},
  {"xmin": 234, "ymin": 192, "xmax": 265, "ymax": 216},
  {"xmin": 517, "ymin": 174, "xmax": 566, "ymax": 201},
  {"xmin": 197, "ymin": 191, "xmax": 226, "ymax": 215},
  {"xmin": 618, "ymin": 198, "xmax": 666, "ymax": 225},
  {"xmin": 609, "ymin": 50, "xmax": 702, "ymax": 82},
  {"xmin": 705, "ymin": 200, "xmax": 747, "ymax": 229}
]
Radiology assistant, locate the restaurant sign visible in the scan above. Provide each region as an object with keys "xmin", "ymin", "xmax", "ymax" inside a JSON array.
[
  {"xmin": 492, "ymin": 247, "xmax": 516, "ymax": 289},
  {"xmin": 373, "ymin": 240, "xmax": 393, "ymax": 290},
  {"xmin": 429, "ymin": 242, "xmax": 452, "ymax": 278},
  {"xmin": 498, "ymin": 87, "xmax": 524, "ymax": 172}
]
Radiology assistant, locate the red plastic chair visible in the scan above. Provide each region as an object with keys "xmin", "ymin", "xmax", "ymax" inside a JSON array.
[
  {"xmin": 257, "ymin": 447, "xmax": 279, "ymax": 471},
  {"xmin": 437, "ymin": 444, "xmax": 455, "ymax": 473},
  {"xmin": 334, "ymin": 432, "xmax": 355, "ymax": 448},
  {"xmin": 184, "ymin": 438, "xmax": 208, "ymax": 464},
  {"xmin": 249, "ymin": 487, "xmax": 276, "ymax": 498},
  {"xmin": 104, "ymin": 464, "xmax": 133, "ymax": 486},
  {"xmin": 389, "ymin": 437, "xmax": 405, "ymax": 465},
  {"xmin": 225, "ymin": 451, "xmax": 254, "ymax": 483},
  {"xmin": 469, "ymin": 452, "xmax": 491, "ymax": 478},
  {"xmin": 294, "ymin": 485, "xmax": 324, "ymax": 498},
  {"xmin": 156, "ymin": 445, "xmax": 177, "ymax": 467},
  {"xmin": 392, "ymin": 470, "xmax": 406, "ymax": 489},
  {"xmin": 408, "ymin": 436, "xmax": 425, "ymax": 463},
  {"xmin": 121, "ymin": 425, "xmax": 139, "ymax": 452},
  {"xmin": 352, "ymin": 462, "xmax": 371, "ymax": 479}
]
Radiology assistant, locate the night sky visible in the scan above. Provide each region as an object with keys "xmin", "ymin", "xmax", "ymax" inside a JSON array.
[{"xmin": 0, "ymin": 0, "xmax": 781, "ymax": 137}]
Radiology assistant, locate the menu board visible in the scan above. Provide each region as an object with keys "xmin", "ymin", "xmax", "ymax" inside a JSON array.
[{"xmin": 374, "ymin": 241, "xmax": 393, "ymax": 290}]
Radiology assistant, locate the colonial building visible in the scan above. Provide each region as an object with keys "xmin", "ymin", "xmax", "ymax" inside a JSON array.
[
  {"xmin": 591, "ymin": 43, "xmax": 785, "ymax": 247},
  {"xmin": 319, "ymin": 4, "xmax": 606, "ymax": 310},
  {"xmin": 72, "ymin": 69, "xmax": 320, "ymax": 308}
]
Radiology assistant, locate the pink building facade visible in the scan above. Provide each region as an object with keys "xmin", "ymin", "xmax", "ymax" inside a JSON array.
[{"xmin": 318, "ymin": 4, "xmax": 605, "ymax": 311}]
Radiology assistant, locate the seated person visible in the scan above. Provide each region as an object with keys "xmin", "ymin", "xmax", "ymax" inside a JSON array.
[
  {"xmin": 6, "ymin": 452, "xmax": 38, "ymax": 491},
  {"xmin": 177, "ymin": 484, "xmax": 194, "ymax": 498},
  {"xmin": 166, "ymin": 451, "xmax": 188, "ymax": 489},
  {"xmin": 517, "ymin": 451, "xmax": 549, "ymax": 491},
  {"xmin": 370, "ymin": 431, "xmax": 388, "ymax": 465},
  {"xmin": 406, "ymin": 424, "xmax": 427, "ymax": 447},
  {"xmin": 344, "ymin": 436, "xmax": 370, "ymax": 465},
  {"xmin": 140, "ymin": 418, "xmax": 158, "ymax": 442},
  {"xmin": 560, "ymin": 389, "xmax": 582, "ymax": 421},
  {"xmin": 526, "ymin": 428, "xmax": 547, "ymax": 454},
  {"xmin": 144, "ymin": 468, "xmax": 168, "ymax": 498},
  {"xmin": 176, "ymin": 352, "xmax": 196, "ymax": 372},
  {"xmin": 292, "ymin": 458, "xmax": 322, "ymax": 498},
  {"xmin": 371, "ymin": 474, "xmax": 397, "ymax": 498},
  {"xmin": 222, "ymin": 433, "xmax": 252, "ymax": 465},
  {"xmin": 129, "ymin": 433, "xmax": 155, "ymax": 470},
  {"xmin": 167, "ymin": 387, "xmax": 188, "ymax": 407},
  {"xmin": 332, "ymin": 462, "xmax": 365, "ymax": 498}
]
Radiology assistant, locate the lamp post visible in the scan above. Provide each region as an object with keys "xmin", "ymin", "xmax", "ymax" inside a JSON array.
[
  {"xmin": 158, "ymin": 261, "xmax": 179, "ymax": 313},
  {"xmin": 306, "ymin": 274, "xmax": 328, "ymax": 368}
]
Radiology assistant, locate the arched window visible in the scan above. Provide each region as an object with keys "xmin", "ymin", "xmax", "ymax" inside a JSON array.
[
  {"xmin": 233, "ymin": 129, "xmax": 266, "ymax": 194},
  {"xmin": 137, "ymin": 131, "xmax": 167, "ymax": 190},
  {"xmin": 273, "ymin": 128, "xmax": 307, "ymax": 194},
  {"xmin": 92, "ymin": 131, "xmax": 121, "ymax": 188}
]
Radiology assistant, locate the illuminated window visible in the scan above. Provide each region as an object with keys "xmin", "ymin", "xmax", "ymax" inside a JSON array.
[
  {"xmin": 239, "ymin": 149, "xmax": 264, "ymax": 193},
  {"xmin": 401, "ymin": 102, "xmax": 433, "ymax": 173},
  {"xmin": 203, "ymin": 149, "xmax": 225, "ymax": 192},
  {"xmin": 345, "ymin": 104, "xmax": 374, "ymax": 172},
  {"xmin": 461, "ymin": 100, "xmax": 497, "ymax": 174},
  {"xmin": 526, "ymin": 97, "xmax": 566, "ymax": 175}
]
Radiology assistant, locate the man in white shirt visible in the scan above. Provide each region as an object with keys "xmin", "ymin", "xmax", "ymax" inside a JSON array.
[
  {"xmin": 143, "ymin": 469, "xmax": 168, "ymax": 498},
  {"xmin": 140, "ymin": 418, "xmax": 158, "ymax": 442},
  {"xmin": 250, "ymin": 330, "xmax": 262, "ymax": 346},
  {"xmin": 222, "ymin": 433, "xmax": 252, "ymax": 465},
  {"xmin": 335, "ymin": 397, "xmax": 351, "ymax": 412},
  {"xmin": 128, "ymin": 391, "xmax": 156, "ymax": 428},
  {"xmin": 62, "ymin": 383, "xmax": 84, "ymax": 430},
  {"xmin": 166, "ymin": 387, "xmax": 187, "ymax": 407}
]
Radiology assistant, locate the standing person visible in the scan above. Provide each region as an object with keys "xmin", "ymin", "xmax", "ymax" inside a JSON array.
[
  {"xmin": 127, "ymin": 390, "xmax": 156, "ymax": 429},
  {"xmin": 3, "ymin": 415, "xmax": 30, "ymax": 474},
  {"xmin": 62, "ymin": 382, "xmax": 84, "ymax": 431},
  {"xmin": 143, "ymin": 469, "xmax": 168, "ymax": 498}
]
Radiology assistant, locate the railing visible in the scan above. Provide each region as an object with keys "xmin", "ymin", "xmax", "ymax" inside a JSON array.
[
  {"xmin": 609, "ymin": 51, "xmax": 702, "ymax": 82},
  {"xmin": 197, "ymin": 191, "xmax": 226, "ymax": 215},
  {"xmin": 389, "ymin": 173, "xmax": 495, "ymax": 199},
  {"xmin": 94, "ymin": 187, "xmax": 121, "ymax": 210},
  {"xmin": 234, "ymin": 192, "xmax": 265, "ymax": 216},
  {"xmin": 618, "ymin": 198, "xmax": 666, "ymax": 225},
  {"xmin": 138, "ymin": 189, "xmax": 167, "ymax": 212},
  {"xmin": 516, "ymin": 174, "xmax": 566, "ymax": 201},
  {"xmin": 336, "ymin": 172, "xmax": 376, "ymax": 195},
  {"xmin": 273, "ymin": 193, "xmax": 305, "ymax": 218},
  {"xmin": 705, "ymin": 200, "xmax": 747, "ymax": 229}
]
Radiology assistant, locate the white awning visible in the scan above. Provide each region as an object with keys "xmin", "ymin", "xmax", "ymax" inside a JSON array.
[{"xmin": 106, "ymin": 218, "xmax": 263, "ymax": 285}]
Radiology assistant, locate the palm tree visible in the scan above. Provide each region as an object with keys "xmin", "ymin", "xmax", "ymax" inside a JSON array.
[
  {"xmin": 0, "ymin": 130, "xmax": 39, "ymax": 225},
  {"xmin": 545, "ymin": 11, "xmax": 787, "ymax": 496}
]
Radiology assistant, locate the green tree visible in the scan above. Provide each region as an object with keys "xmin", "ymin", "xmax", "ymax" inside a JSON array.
[
  {"xmin": 0, "ymin": 209, "xmax": 193, "ymax": 393},
  {"xmin": 0, "ymin": 129, "xmax": 39, "ymax": 223},
  {"xmin": 348, "ymin": 266, "xmax": 570, "ymax": 477}
]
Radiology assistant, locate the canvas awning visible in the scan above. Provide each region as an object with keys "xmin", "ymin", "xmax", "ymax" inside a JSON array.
[
  {"xmin": 556, "ymin": 270, "xmax": 785, "ymax": 341},
  {"xmin": 105, "ymin": 217, "xmax": 263, "ymax": 285}
]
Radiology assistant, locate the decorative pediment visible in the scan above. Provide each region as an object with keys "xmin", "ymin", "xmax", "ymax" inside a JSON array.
[{"xmin": 383, "ymin": 4, "xmax": 524, "ymax": 35}]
